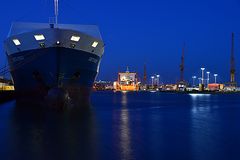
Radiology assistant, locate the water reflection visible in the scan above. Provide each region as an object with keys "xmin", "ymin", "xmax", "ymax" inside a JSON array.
[
  {"xmin": 0, "ymin": 101, "xmax": 16, "ymax": 158},
  {"xmin": 189, "ymin": 94, "xmax": 211, "ymax": 113},
  {"xmin": 121, "ymin": 92, "xmax": 128, "ymax": 106},
  {"xmin": 189, "ymin": 93, "xmax": 211, "ymax": 97},
  {"xmin": 1, "ymin": 92, "xmax": 240, "ymax": 159},
  {"xmin": 120, "ymin": 92, "xmax": 132, "ymax": 160},
  {"xmin": 189, "ymin": 93, "xmax": 221, "ymax": 159},
  {"xmin": 2, "ymin": 101, "xmax": 99, "ymax": 160}
]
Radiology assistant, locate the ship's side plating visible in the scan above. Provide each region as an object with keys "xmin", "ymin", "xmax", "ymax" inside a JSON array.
[{"xmin": 4, "ymin": 23, "xmax": 104, "ymax": 106}]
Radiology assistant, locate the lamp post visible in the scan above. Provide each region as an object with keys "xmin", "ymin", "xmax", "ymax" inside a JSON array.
[
  {"xmin": 198, "ymin": 78, "xmax": 201, "ymax": 85},
  {"xmin": 156, "ymin": 75, "xmax": 160, "ymax": 87},
  {"xmin": 151, "ymin": 76, "xmax": 154, "ymax": 88},
  {"xmin": 192, "ymin": 76, "xmax": 196, "ymax": 87},
  {"xmin": 201, "ymin": 68, "xmax": 205, "ymax": 85},
  {"xmin": 214, "ymin": 74, "xmax": 218, "ymax": 84},
  {"xmin": 206, "ymin": 71, "xmax": 210, "ymax": 85}
]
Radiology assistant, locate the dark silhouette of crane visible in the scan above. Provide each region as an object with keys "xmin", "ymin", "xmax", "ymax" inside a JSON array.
[
  {"xmin": 177, "ymin": 43, "xmax": 187, "ymax": 91},
  {"xmin": 143, "ymin": 63, "xmax": 147, "ymax": 85},
  {"xmin": 180, "ymin": 45, "xmax": 185, "ymax": 82},
  {"xmin": 230, "ymin": 32, "xmax": 237, "ymax": 87}
]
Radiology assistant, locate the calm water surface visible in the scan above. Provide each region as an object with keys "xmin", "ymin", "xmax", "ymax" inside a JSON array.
[{"xmin": 1, "ymin": 92, "xmax": 240, "ymax": 160}]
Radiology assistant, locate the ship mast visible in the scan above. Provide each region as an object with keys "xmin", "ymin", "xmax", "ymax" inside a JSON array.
[{"xmin": 54, "ymin": 0, "xmax": 59, "ymax": 24}]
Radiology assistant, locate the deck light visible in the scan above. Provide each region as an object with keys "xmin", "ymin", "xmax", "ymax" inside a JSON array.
[
  {"xmin": 71, "ymin": 36, "xmax": 80, "ymax": 42},
  {"xmin": 34, "ymin": 34, "xmax": 45, "ymax": 41},
  {"xmin": 92, "ymin": 41, "xmax": 98, "ymax": 48},
  {"xmin": 13, "ymin": 39, "xmax": 21, "ymax": 46}
]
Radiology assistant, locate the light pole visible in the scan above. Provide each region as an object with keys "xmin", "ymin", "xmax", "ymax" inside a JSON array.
[
  {"xmin": 151, "ymin": 76, "xmax": 154, "ymax": 88},
  {"xmin": 201, "ymin": 68, "xmax": 205, "ymax": 85},
  {"xmin": 206, "ymin": 71, "xmax": 210, "ymax": 85},
  {"xmin": 192, "ymin": 76, "xmax": 196, "ymax": 87},
  {"xmin": 156, "ymin": 75, "xmax": 160, "ymax": 87},
  {"xmin": 198, "ymin": 78, "xmax": 201, "ymax": 85},
  {"xmin": 214, "ymin": 74, "xmax": 218, "ymax": 84}
]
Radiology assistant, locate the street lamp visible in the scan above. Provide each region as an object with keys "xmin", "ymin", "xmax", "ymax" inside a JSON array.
[
  {"xmin": 192, "ymin": 76, "xmax": 196, "ymax": 87},
  {"xmin": 198, "ymin": 78, "xmax": 202, "ymax": 85},
  {"xmin": 151, "ymin": 76, "xmax": 154, "ymax": 88},
  {"xmin": 201, "ymin": 68, "xmax": 205, "ymax": 85},
  {"xmin": 214, "ymin": 74, "xmax": 218, "ymax": 84},
  {"xmin": 156, "ymin": 74, "xmax": 160, "ymax": 87},
  {"xmin": 206, "ymin": 71, "xmax": 210, "ymax": 85}
]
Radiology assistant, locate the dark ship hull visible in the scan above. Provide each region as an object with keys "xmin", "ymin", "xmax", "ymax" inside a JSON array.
[{"xmin": 4, "ymin": 23, "xmax": 104, "ymax": 107}]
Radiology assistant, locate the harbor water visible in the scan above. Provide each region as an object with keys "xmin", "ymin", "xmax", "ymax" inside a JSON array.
[{"xmin": 1, "ymin": 91, "xmax": 240, "ymax": 160}]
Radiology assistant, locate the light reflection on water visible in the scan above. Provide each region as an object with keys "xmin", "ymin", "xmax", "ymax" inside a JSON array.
[
  {"xmin": 1, "ymin": 92, "xmax": 240, "ymax": 159},
  {"xmin": 189, "ymin": 93, "xmax": 225, "ymax": 159},
  {"xmin": 189, "ymin": 93, "xmax": 211, "ymax": 97},
  {"xmin": 189, "ymin": 93, "xmax": 211, "ymax": 113},
  {"xmin": 120, "ymin": 92, "xmax": 132, "ymax": 160}
]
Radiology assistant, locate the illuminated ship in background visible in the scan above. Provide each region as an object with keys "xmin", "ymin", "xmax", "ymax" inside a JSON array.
[
  {"xmin": 114, "ymin": 67, "xmax": 140, "ymax": 91},
  {"xmin": 4, "ymin": 0, "xmax": 104, "ymax": 106}
]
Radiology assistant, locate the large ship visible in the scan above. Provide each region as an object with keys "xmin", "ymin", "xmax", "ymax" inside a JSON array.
[{"xmin": 3, "ymin": 1, "xmax": 104, "ymax": 107}]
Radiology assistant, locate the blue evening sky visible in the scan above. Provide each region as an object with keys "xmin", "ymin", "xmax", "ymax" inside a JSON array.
[{"xmin": 0, "ymin": 0, "xmax": 240, "ymax": 84}]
